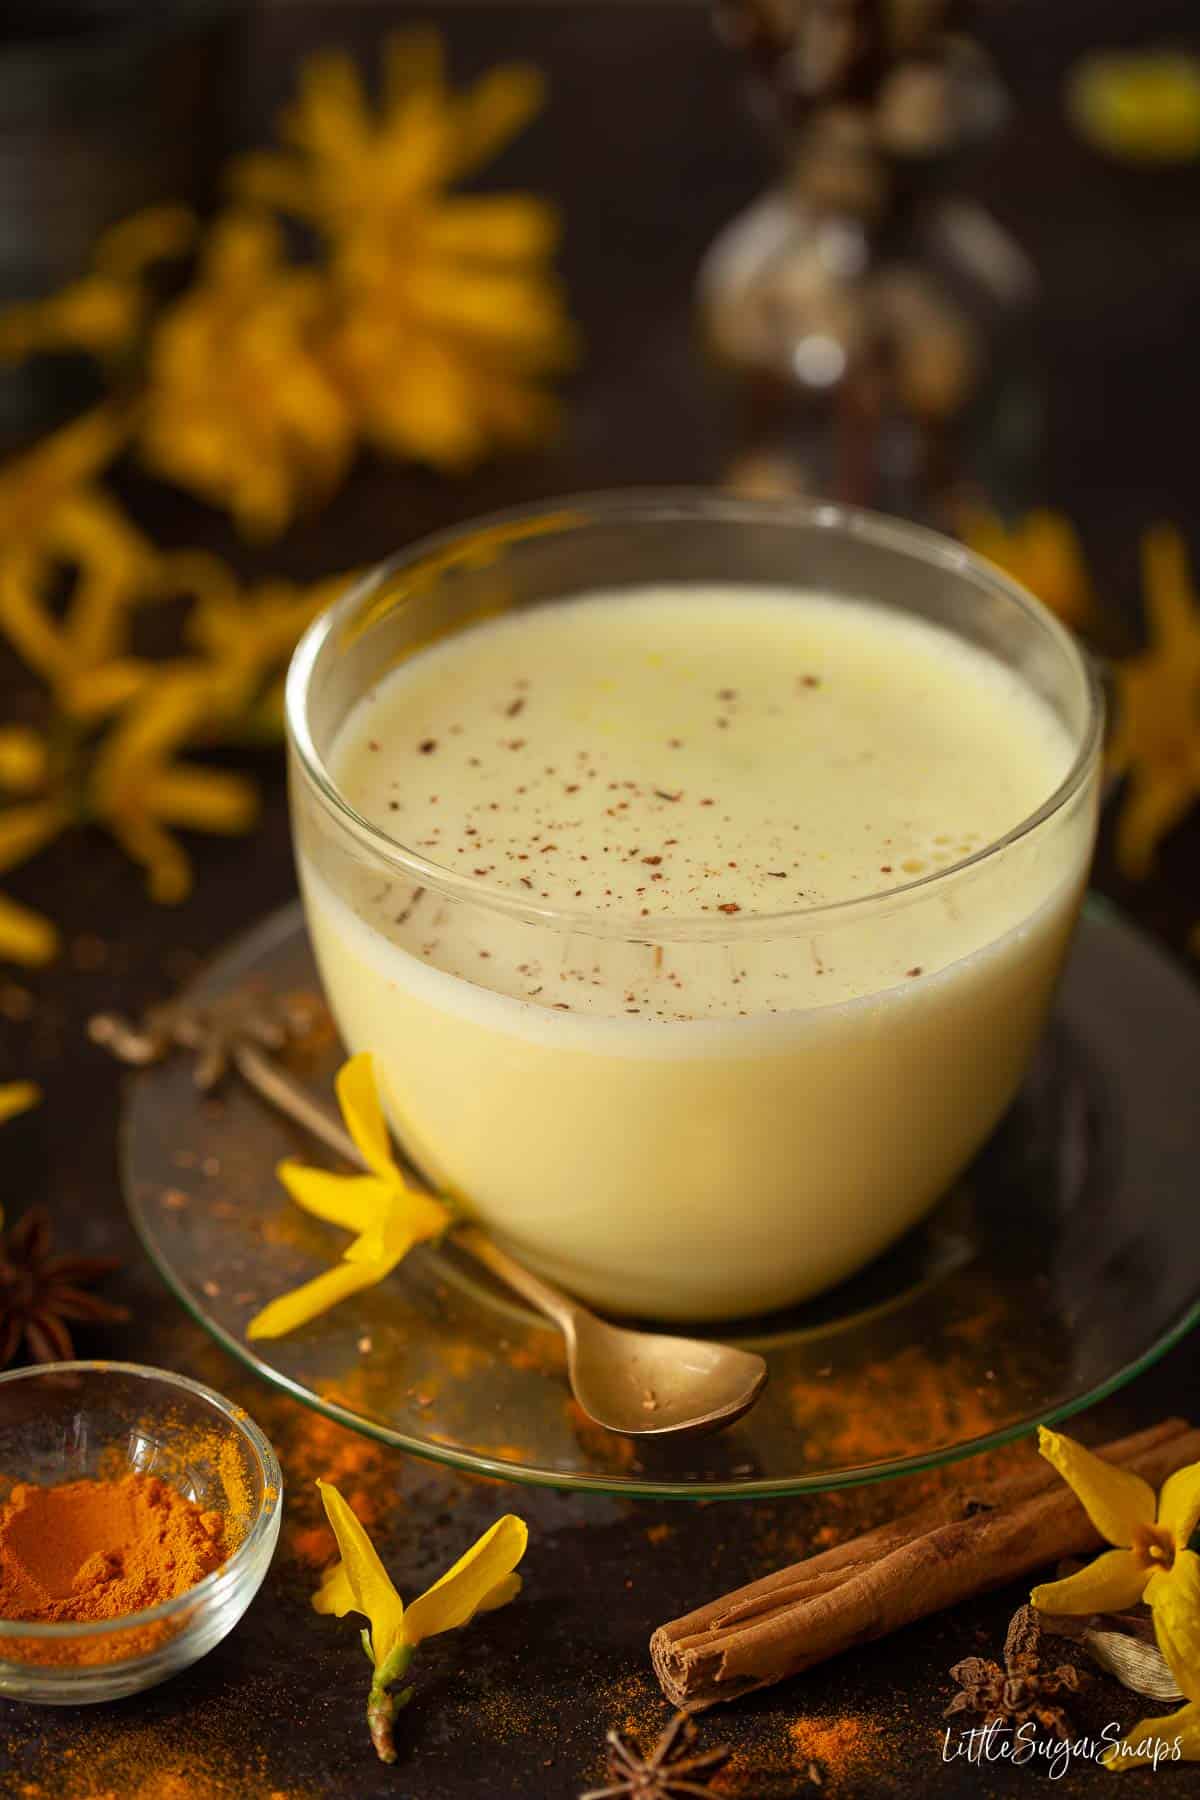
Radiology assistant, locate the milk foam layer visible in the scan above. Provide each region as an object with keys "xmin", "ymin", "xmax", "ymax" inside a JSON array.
[{"xmin": 324, "ymin": 588, "xmax": 1075, "ymax": 1019}]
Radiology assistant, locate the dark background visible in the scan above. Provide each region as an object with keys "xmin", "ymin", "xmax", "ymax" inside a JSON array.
[{"xmin": 2, "ymin": 3, "xmax": 1200, "ymax": 1794}]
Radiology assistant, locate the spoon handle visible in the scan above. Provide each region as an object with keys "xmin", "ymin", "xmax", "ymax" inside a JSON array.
[{"xmin": 451, "ymin": 1225, "xmax": 579, "ymax": 1339}]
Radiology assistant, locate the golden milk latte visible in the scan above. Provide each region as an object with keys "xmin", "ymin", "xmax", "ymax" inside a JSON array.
[{"xmin": 297, "ymin": 585, "xmax": 1092, "ymax": 1319}]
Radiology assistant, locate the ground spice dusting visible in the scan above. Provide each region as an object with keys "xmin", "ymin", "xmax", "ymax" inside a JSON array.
[
  {"xmin": 9, "ymin": 1706, "xmax": 309, "ymax": 1799},
  {"xmin": 788, "ymin": 1338, "xmax": 1010, "ymax": 1468},
  {"xmin": 788, "ymin": 1715, "xmax": 885, "ymax": 1787},
  {"xmin": 0, "ymin": 1474, "xmax": 225, "ymax": 1626}
]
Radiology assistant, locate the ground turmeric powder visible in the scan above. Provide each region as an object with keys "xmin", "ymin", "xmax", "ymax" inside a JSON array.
[{"xmin": 0, "ymin": 1472, "xmax": 225, "ymax": 1624}]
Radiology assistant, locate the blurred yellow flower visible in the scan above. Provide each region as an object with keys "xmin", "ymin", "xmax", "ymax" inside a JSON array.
[
  {"xmin": 0, "ymin": 451, "xmax": 347, "ymax": 958},
  {"xmin": 0, "ymin": 673, "xmax": 258, "ymax": 912},
  {"xmin": 0, "ymin": 407, "xmax": 160, "ymax": 719},
  {"xmin": 1107, "ymin": 526, "xmax": 1200, "ymax": 880},
  {"xmin": 313, "ymin": 1478, "xmax": 526, "ymax": 1762},
  {"xmin": 87, "ymin": 667, "xmax": 261, "ymax": 903},
  {"xmin": 0, "ymin": 42, "xmax": 573, "ymax": 539},
  {"xmin": 237, "ymin": 32, "xmax": 576, "ymax": 472},
  {"xmin": 1068, "ymin": 50, "xmax": 1200, "ymax": 164},
  {"xmin": 0, "ymin": 737, "xmax": 70, "ymax": 965},
  {"xmin": 958, "ymin": 506, "xmax": 1094, "ymax": 633},
  {"xmin": 0, "ymin": 1083, "xmax": 39, "ymax": 1125},
  {"xmin": 0, "ymin": 891, "xmax": 57, "ymax": 968},
  {"xmin": 139, "ymin": 212, "xmax": 354, "ymax": 541}
]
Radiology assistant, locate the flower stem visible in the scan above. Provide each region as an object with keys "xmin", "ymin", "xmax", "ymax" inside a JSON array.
[{"xmin": 367, "ymin": 1644, "xmax": 414, "ymax": 1763}]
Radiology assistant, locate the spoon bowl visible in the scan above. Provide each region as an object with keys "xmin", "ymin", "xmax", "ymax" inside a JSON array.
[{"xmin": 566, "ymin": 1311, "xmax": 769, "ymax": 1439}]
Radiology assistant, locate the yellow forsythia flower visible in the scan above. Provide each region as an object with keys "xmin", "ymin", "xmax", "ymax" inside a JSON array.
[
  {"xmin": 1107, "ymin": 526, "xmax": 1200, "ymax": 880},
  {"xmin": 1068, "ymin": 51, "xmax": 1200, "ymax": 164},
  {"xmin": 236, "ymin": 31, "xmax": 576, "ymax": 474},
  {"xmin": 248, "ymin": 1054, "xmax": 450, "ymax": 1340},
  {"xmin": 958, "ymin": 506, "xmax": 1094, "ymax": 633},
  {"xmin": 1030, "ymin": 1426, "xmax": 1200, "ymax": 1767},
  {"xmin": 313, "ymin": 1479, "xmax": 526, "ymax": 1762},
  {"xmin": 139, "ymin": 212, "xmax": 354, "ymax": 541}
]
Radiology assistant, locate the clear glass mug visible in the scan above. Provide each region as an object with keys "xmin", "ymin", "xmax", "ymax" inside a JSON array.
[{"xmin": 285, "ymin": 493, "xmax": 1102, "ymax": 1322}]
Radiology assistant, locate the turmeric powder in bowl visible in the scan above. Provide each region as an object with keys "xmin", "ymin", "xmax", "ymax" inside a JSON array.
[
  {"xmin": 0, "ymin": 1362, "xmax": 282, "ymax": 1703},
  {"xmin": 0, "ymin": 1472, "xmax": 227, "ymax": 1625}
]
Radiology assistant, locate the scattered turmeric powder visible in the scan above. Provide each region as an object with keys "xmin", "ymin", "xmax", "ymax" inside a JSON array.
[{"xmin": 789, "ymin": 1714, "xmax": 886, "ymax": 1787}]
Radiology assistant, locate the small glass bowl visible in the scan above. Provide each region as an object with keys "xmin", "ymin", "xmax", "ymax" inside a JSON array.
[{"xmin": 0, "ymin": 1361, "xmax": 282, "ymax": 1704}]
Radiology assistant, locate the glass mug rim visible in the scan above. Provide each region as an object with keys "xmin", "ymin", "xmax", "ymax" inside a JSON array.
[{"xmin": 285, "ymin": 488, "xmax": 1104, "ymax": 944}]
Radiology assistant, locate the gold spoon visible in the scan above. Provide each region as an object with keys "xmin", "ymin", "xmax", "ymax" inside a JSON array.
[{"xmin": 237, "ymin": 1044, "xmax": 768, "ymax": 1441}]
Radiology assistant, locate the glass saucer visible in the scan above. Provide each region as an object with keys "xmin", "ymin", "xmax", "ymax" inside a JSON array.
[{"xmin": 123, "ymin": 899, "xmax": 1200, "ymax": 1499}]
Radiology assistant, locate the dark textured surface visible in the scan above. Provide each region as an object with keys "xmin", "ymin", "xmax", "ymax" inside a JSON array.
[{"xmin": 2, "ymin": 3, "xmax": 1200, "ymax": 1794}]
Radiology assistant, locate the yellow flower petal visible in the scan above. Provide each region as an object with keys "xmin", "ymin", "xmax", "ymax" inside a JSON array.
[
  {"xmin": 312, "ymin": 1557, "xmax": 356, "ymax": 1619},
  {"xmin": 0, "ymin": 277, "xmax": 141, "ymax": 361},
  {"xmin": 93, "ymin": 205, "xmax": 197, "ymax": 278},
  {"xmin": 448, "ymin": 66, "xmax": 545, "ymax": 182},
  {"xmin": 0, "ymin": 552, "xmax": 68, "ymax": 684},
  {"xmin": 0, "ymin": 729, "xmax": 49, "ymax": 794},
  {"xmin": 141, "ymin": 764, "xmax": 259, "ymax": 834},
  {"xmin": 314, "ymin": 1480, "xmax": 407, "ymax": 1668},
  {"xmin": 0, "ymin": 406, "xmax": 129, "ymax": 533},
  {"xmin": 402, "ymin": 1514, "xmax": 528, "ymax": 1646},
  {"xmin": 1115, "ymin": 765, "xmax": 1200, "ymax": 881},
  {"xmin": 1159, "ymin": 1462, "xmax": 1200, "ymax": 1552},
  {"xmin": 1106, "ymin": 526, "xmax": 1200, "ymax": 877},
  {"xmin": 1146, "ymin": 1550, "xmax": 1200, "ymax": 1704},
  {"xmin": 425, "ymin": 195, "xmax": 560, "ymax": 263},
  {"xmin": 472, "ymin": 1572, "xmax": 522, "ymax": 1615},
  {"xmin": 1102, "ymin": 1700, "xmax": 1200, "ymax": 1769},
  {"xmin": 0, "ymin": 890, "xmax": 58, "ymax": 966},
  {"xmin": 405, "ymin": 265, "xmax": 574, "ymax": 357},
  {"xmin": 0, "ymin": 1082, "xmax": 39, "ymax": 1125},
  {"xmin": 246, "ymin": 1257, "xmax": 389, "ymax": 1340},
  {"xmin": 1031, "ymin": 1546, "xmax": 1147, "ymax": 1616},
  {"xmin": 103, "ymin": 814, "xmax": 192, "ymax": 904},
  {"xmin": 276, "ymin": 1164, "xmax": 393, "ymax": 1235},
  {"xmin": 1038, "ymin": 1426, "xmax": 1157, "ymax": 1546},
  {"xmin": 336, "ymin": 1053, "xmax": 397, "ymax": 1182},
  {"xmin": 347, "ymin": 1188, "xmax": 449, "ymax": 1266},
  {"xmin": 382, "ymin": 28, "xmax": 446, "ymax": 113},
  {"xmin": 64, "ymin": 660, "xmax": 153, "ymax": 721},
  {"xmin": 345, "ymin": 335, "xmax": 488, "ymax": 470},
  {"xmin": 959, "ymin": 507, "xmax": 1094, "ymax": 632},
  {"xmin": 0, "ymin": 802, "xmax": 70, "ymax": 874}
]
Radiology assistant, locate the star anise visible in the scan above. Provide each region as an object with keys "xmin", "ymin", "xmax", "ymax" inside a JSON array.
[
  {"xmin": 0, "ymin": 1208, "xmax": 128, "ymax": 1367},
  {"xmin": 946, "ymin": 1605, "xmax": 1082, "ymax": 1740},
  {"xmin": 580, "ymin": 1711, "xmax": 730, "ymax": 1799},
  {"xmin": 89, "ymin": 985, "xmax": 319, "ymax": 1090}
]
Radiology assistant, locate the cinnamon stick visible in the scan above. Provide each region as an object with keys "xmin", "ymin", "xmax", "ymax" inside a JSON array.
[{"xmin": 651, "ymin": 1419, "xmax": 1198, "ymax": 1710}]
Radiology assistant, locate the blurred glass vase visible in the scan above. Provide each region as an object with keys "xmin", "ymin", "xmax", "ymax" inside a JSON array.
[{"xmin": 702, "ymin": 0, "xmax": 1039, "ymax": 520}]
